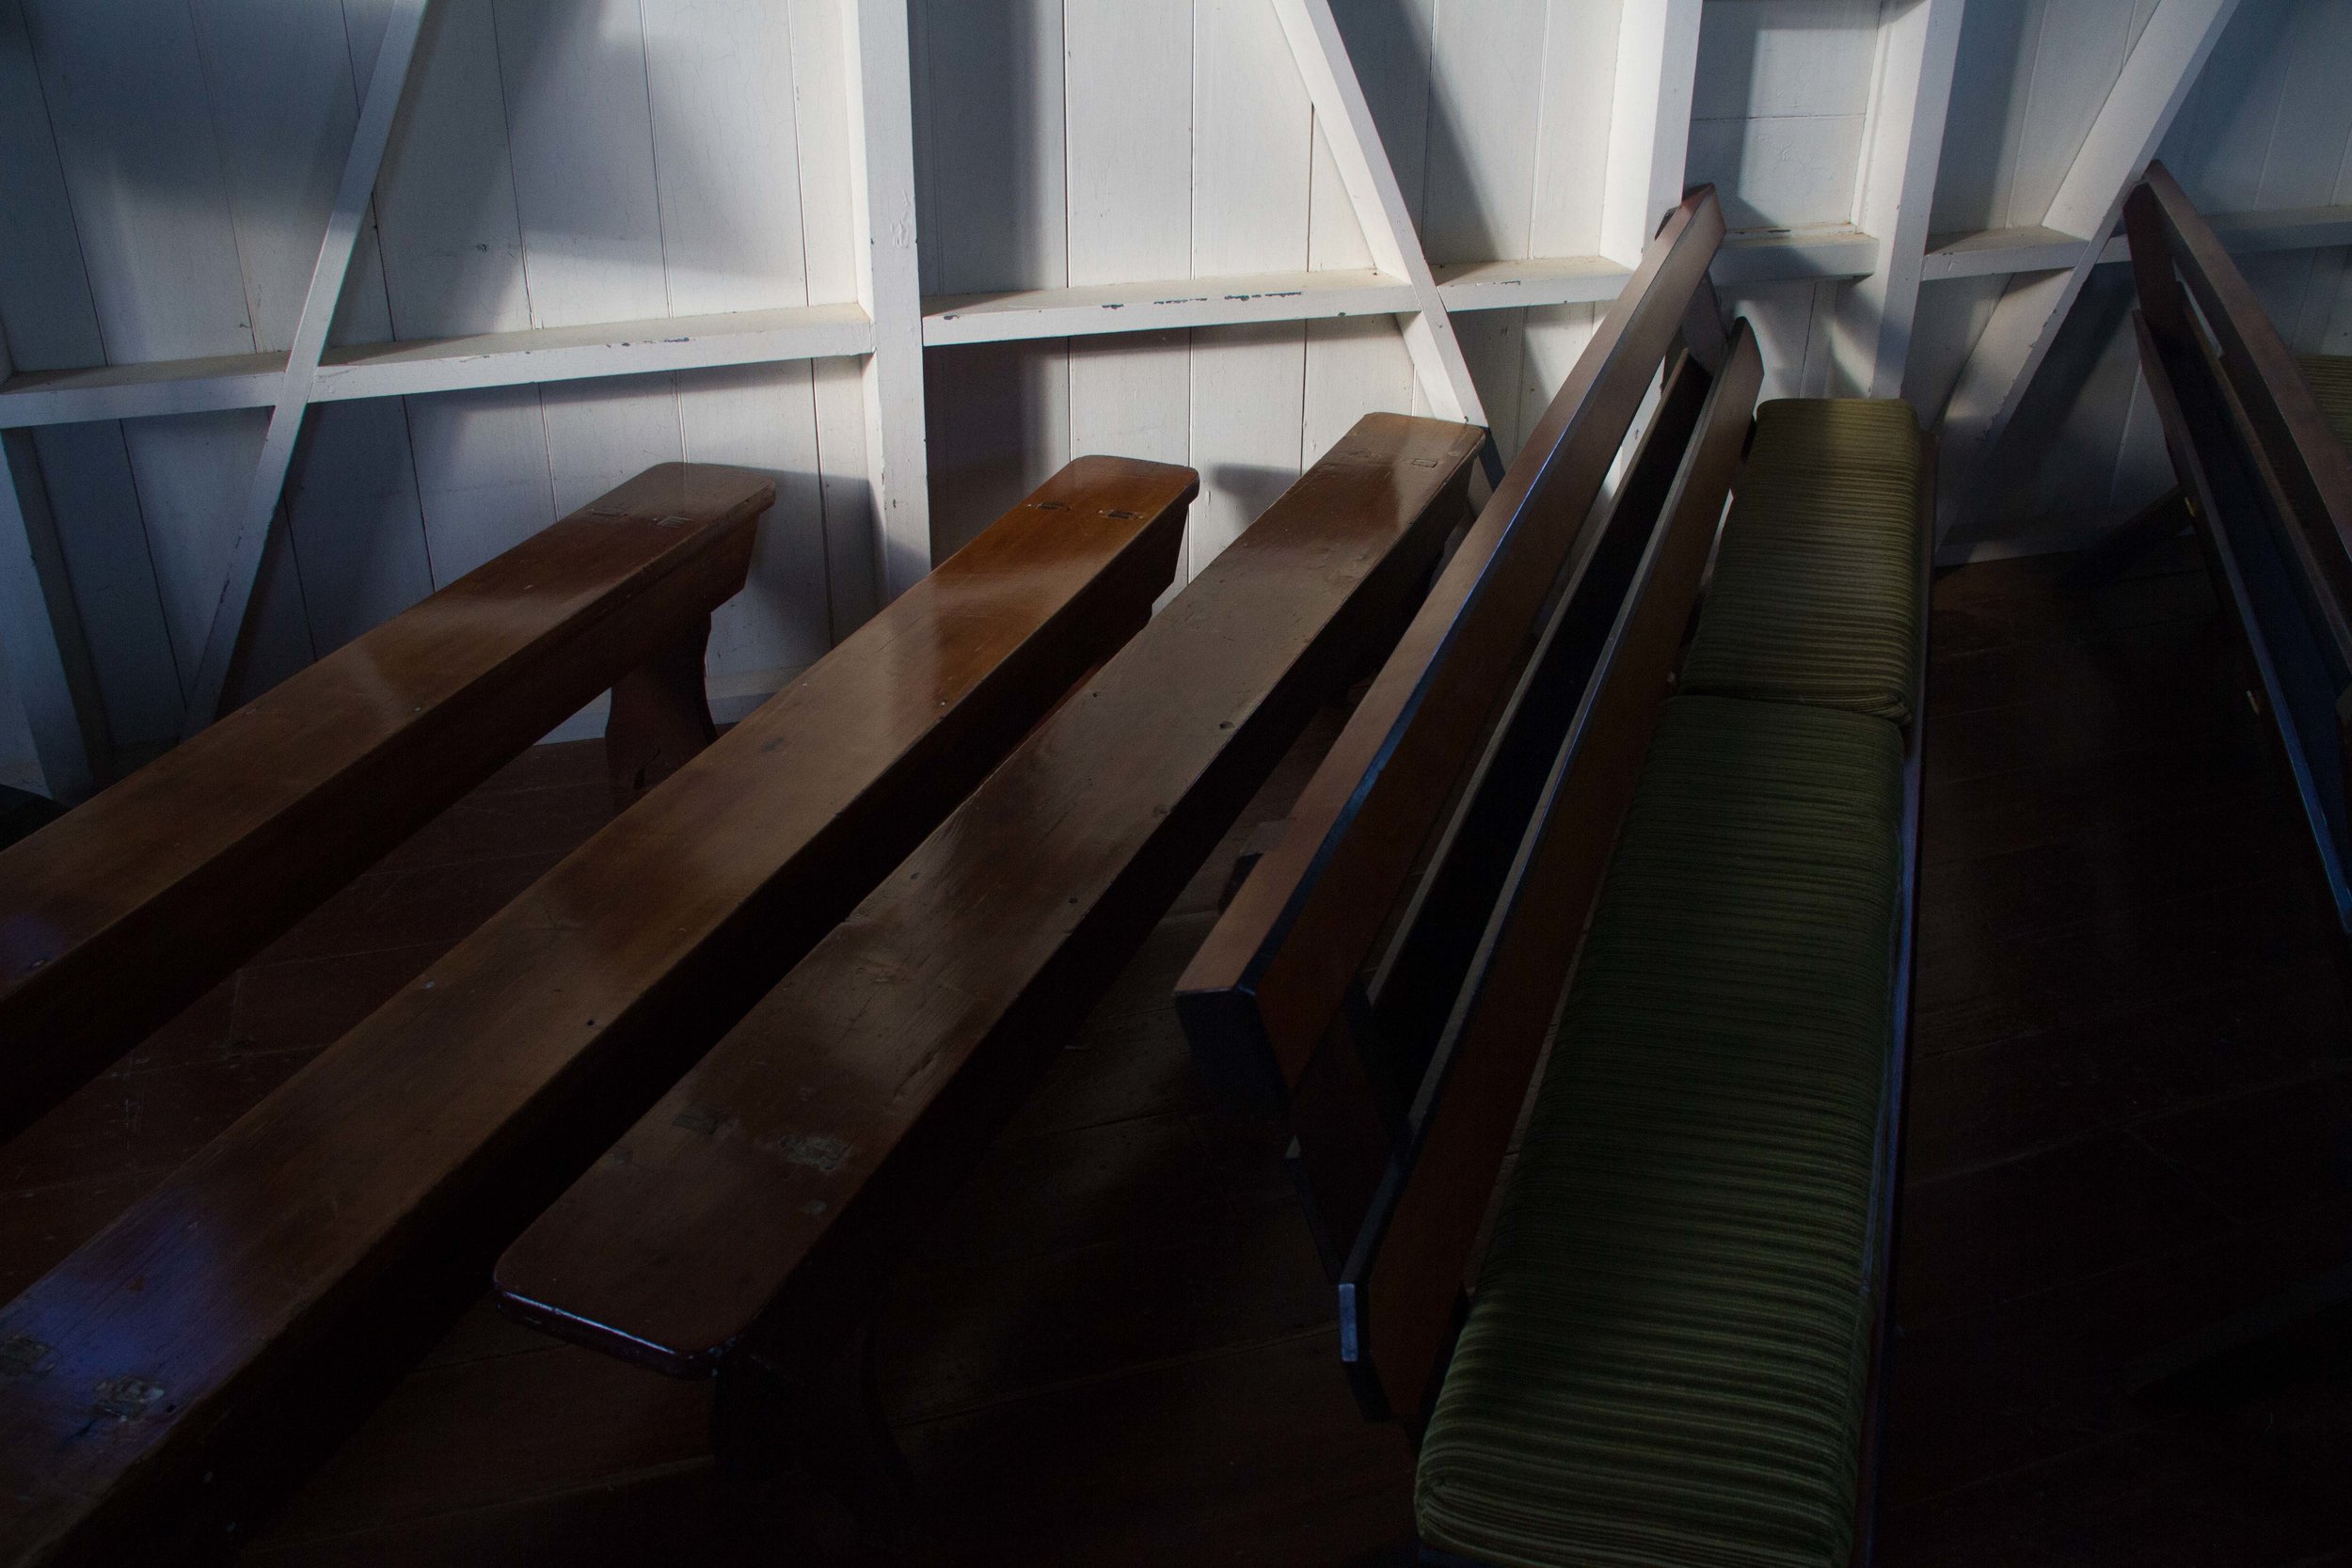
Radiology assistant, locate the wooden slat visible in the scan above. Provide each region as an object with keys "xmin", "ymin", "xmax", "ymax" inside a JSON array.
[
  {"xmin": 2133, "ymin": 161, "xmax": 2352, "ymax": 617},
  {"xmin": 1174, "ymin": 189, "xmax": 1727, "ymax": 1109},
  {"xmin": 2128, "ymin": 168, "xmax": 2352, "ymax": 930},
  {"xmin": 0, "ymin": 463, "xmax": 773, "ymax": 1145},
  {"xmin": 1284, "ymin": 346, "xmax": 1724, "ymax": 1271},
  {"xmin": 492, "ymin": 413, "xmax": 1486, "ymax": 1380},
  {"xmin": 1337, "ymin": 322, "xmax": 1766, "ymax": 1426},
  {"xmin": 0, "ymin": 457, "xmax": 1194, "ymax": 1567}
]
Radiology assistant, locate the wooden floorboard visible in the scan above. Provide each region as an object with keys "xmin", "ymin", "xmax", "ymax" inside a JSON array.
[
  {"xmin": 3, "ymin": 547, "xmax": 2348, "ymax": 1562},
  {"xmin": 1883, "ymin": 551, "xmax": 2352, "ymax": 1566}
]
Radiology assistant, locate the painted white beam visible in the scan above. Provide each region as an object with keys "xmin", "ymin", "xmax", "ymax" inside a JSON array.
[
  {"xmin": 1935, "ymin": 0, "xmax": 2241, "ymax": 540},
  {"xmin": 925, "ymin": 269, "xmax": 1410, "ymax": 345},
  {"xmin": 1921, "ymin": 203, "xmax": 2352, "ymax": 281},
  {"xmin": 843, "ymin": 0, "xmax": 931, "ymax": 603},
  {"xmin": 1600, "ymin": 0, "xmax": 1703, "ymax": 267},
  {"xmin": 0, "ymin": 426, "xmax": 102, "ymax": 800},
  {"xmin": 1270, "ymin": 0, "xmax": 1484, "ymax": 427},
  {"xmin": 181, "ymin": 0, "xmax": 433, "ymax": 736},
  {"xmin": 0, "ymin": 305, "xmax": 876, "ymax": 429},
  {"xmin": 1834, "ymin": 0, "xmax": 1966, "ymax": 397}
]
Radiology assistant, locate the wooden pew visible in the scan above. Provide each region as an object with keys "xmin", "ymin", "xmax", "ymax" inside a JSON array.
[
  {"xmin": 0, "ymin": 458, "xmax": 1194, "ymax": 1568},
  {"xmin": 0, "ymin": 463, "xmax": 772, "ymax": 1144},
  {"xmin": 2117, "ymin": 162, "xmax": 2352, "ymax": 1393},
  {"xmin": 491, "ymin": 414, "xmax": 1486, "ymax": 1520},
  {"xmin": 1276, "ymin": 325, "xmax": 1761, "ymax": 1272},
  {"xmin": 1372, "ymin": 401, "xmax": 1931, "ymax": 1566},
  {"xmin": 1172, "ymin": 188, "xmax": 1726, "ymax": 1123},
  {"xmin": 2123, "ymin": 159, "xmax": 2352, "ymax": 933}
]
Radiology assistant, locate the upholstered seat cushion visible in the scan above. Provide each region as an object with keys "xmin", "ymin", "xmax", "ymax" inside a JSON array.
[
  {"xmin": 1680, "ymin": 398, "xmax": 1924, "ymax": 724},
  {"xmin": 1416, "ymin": 694, "xmax": 1906, "ymax": 1568},
  {"xmin": 2299, "ymin": 355, "xmax": 2352, "ymax": 454}
]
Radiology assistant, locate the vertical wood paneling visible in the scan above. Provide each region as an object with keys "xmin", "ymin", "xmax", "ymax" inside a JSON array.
[
  {"xmin": 370, "ymin": 0, "xmax": 555, "ymax": 587},
  {"xmin": 197, "ymin": 0, "xmax": 437, "ymax": 660},
  {"xmin": 643, "ymin": 0, "xmax": 830, "ymax": 679},
  {"xmin": 785, "ymin": 0, "xmax": 878, "ymax": 640},
  {"xmin": 0, "ymin": 0, "xmax": 181, "ymax": 757},
  {"xmin": 915, "ymin": 0, "xmax": 1068, "ymax": 559},
  {"xmin": 493, "ymin": 0, "xmax": 683, "ymax": 562},
  {"xmin": 1187, "ymin": 0, "xmax": 1311, "ymax": 570},
  {"xmin": 1689, "ymin": 0, "xmax": 1879, "ymax": 232},
  {"xmin": 1065, "ymin": 0, "xmax": 1193, "ymax": 587},
  {"xmin": 1520, "ymin": 0, "xmax": 1620, "ymax": 453},
  {"xmin": 25, "ymin": 0, "xmax": 319, "ymax": 708}
]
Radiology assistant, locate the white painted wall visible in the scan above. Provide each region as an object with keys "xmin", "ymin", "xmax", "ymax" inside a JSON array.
[{"xmin": 4, "ymin": 0, "xmax": 2350, "ymax": 783}]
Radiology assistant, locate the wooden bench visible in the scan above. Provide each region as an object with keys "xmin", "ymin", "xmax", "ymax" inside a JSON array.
[
  {"xmin": 2111, "ymin": 162, "xmax": 2352, "ymax": 1393},
  {"xmin": 491, "ymin": 414, "xmax": 1486, "ymax": 1521},
  {"xmin": 0, "ymin": 457, "xmax": 1194, "ymax": 1566},
  {"xmin": 1173, "ymin": 190, "xmax": 1737, "ymax": 1268},
  {"xmin": 0, "ymin": 463, "xmax": 773, "ymax": 1143},
  {"xmin": 2122, "ymin": 158, "xmax": 2352, "ymax": 935},
  {"xmin": 1361, "ymin": 398, "xmax": 1931, "ymax": 1567},
  {"xmin": 1173, "ymin": 190, "xmax": 1725, "ymax": 1127}
]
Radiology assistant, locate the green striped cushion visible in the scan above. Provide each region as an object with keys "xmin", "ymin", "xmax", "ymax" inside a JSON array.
[
  {"xmin": 2299, "ymin": 355, "xmax": 2352, "ymax": 455},
  {"xmin": 1680, "ymin": 399, "xmax": 1924, "ymax": 724},
  {"xmin": 1416, "ymin": 695, "xmax": 1906, "ymax": 1568}
]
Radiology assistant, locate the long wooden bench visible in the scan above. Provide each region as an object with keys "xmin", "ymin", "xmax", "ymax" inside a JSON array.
[
  {"xmin": 2122, "ymin": 159, "xmax": 2352, "ymax": 934},
  {"xmin": 491, "ymin": 414, "xmax": 1486, "ymax": 1518},
  {"xmin": 0, "ymin": 457, "xmax": 1194, "ymax": 1566},
  {"xmin": 1172, "ymin": 189, "xmax": 1726, "ymax": 1135},
  {"xmin": 2112, "ymin": 162, "xmax": 2352, "ymax": 1390},
  {"xmin": 0, "ymin": 463, "xmax": 773, "ymax": 1143},
  {"xmin": 1173, "ymin": 191, "xmax": 1739, "ymax": 1272},
  {"xmin": 1359, "ymin": 398, "xmax": 1931, "ymax": 1567}
]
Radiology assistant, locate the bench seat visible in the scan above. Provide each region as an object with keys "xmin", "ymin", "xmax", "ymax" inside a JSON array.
[
  {"xmin": 1679, "ymin": 399, "xmax": 1924, "ymax": 723},
  {"xmin": 2298, "ymin": 355, "xmax": 2352, "ymax": 453},
  {"xmin": 1416, "ymin": 694, "xmax": 1905, "ymax": 1568}
]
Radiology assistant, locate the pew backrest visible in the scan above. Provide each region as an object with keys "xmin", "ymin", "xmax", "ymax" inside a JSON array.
[
  {"xmin": 1337, "ymin": 320, "xmax": 1767, "ymax": 1422},
  {"xmin": 0, "ymin": 463, "xmax": 774, "ymax": 1142},
  {"xmin": 0, "ymin": 458, "xmax": 1194, "ymax": 1568},
  {"xmin": 1174, "ymin": 188, "xmax": 1729, "ymax": 1115},
  {"xmin": 2126, "ymin": 160, "xmax": 2352, "ymax": 929}
]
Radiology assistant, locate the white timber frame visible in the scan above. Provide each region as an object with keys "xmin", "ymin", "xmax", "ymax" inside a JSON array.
[
  {"xmin": 1932, "ymin": 0, "xmax": 2243, "ymax": 543},
  {"xmin": 8, "ymin": 0, "xmax": 2352, "ymax": 797}
]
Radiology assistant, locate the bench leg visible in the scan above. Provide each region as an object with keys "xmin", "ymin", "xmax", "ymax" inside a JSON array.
[
  {"xmin": 605, "ymin": 614, "xmax": 719, "ymax": 810},
  {"xmin": 712, "ymin": 1319, "xmax": 918, "ymax": 1549}
]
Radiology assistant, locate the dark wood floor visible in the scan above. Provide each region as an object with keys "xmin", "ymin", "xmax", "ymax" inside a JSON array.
[{"xmin": 4, "ymin": 536, "xmax": 2350, "ymax": 1563}]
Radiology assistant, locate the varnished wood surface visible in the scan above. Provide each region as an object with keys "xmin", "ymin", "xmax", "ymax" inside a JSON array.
[
  {"xmin": 0, "ymin": 464, "xmax": 773, "ymax": 1144},
  {"xmin": 0, "ymin": 457, "xmax": 1195, "ymax": 1568},
  {"xmin": 1339, "ymin": 322, "xmax": 1767, "ymax": 1426},
  {"xmin": 2131, "ymin": 162, "xmax": 2352, "ymax": 610},
  {"xmin": 494, "ymin": 414, "xmax": 1485, "ymax": 1377},
  {"xmin": 1174, "ymin": 187, "xmax": 1726, "ymax": 1104},
  {"xmin": 0, "ymin": 535, "xmax": 2333, "ymax": 1565},
  {"xmin": 1285, "ymin": 341, "xmax": 1725, "ymax": 1273}
]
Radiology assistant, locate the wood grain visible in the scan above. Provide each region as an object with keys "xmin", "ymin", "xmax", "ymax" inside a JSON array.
[
  {"xmin": 1338, "ymin": 319, "xmax": 1766, "ymax": 1426},
  {"xmin": 492, "ymin": 414, "xmax": 1485, "ymax": 1382},
  {"xmin": 1174, "ymin": 188, "xmax": 1726, "ymax": 1109},
  {"xmin": 0, "ymin": 457, "xmax": 1193, "ymax": 1568},
  {"xmin": 0, "ymin": 463, "xmax": 772, "ymax": 1143}
]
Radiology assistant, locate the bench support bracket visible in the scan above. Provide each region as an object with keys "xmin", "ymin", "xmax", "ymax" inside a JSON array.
[{"xmin": 605, "ymin": 616, "xmax": 720, "ymax": 810}]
